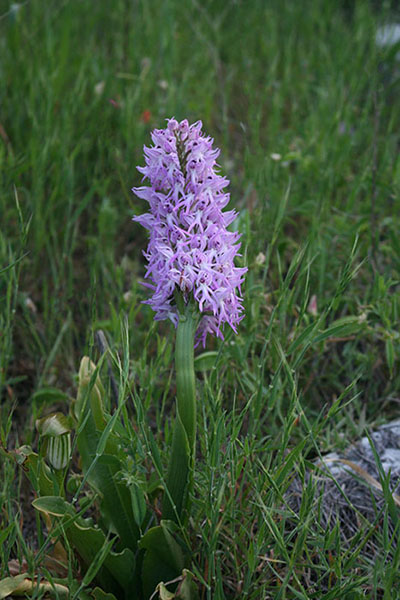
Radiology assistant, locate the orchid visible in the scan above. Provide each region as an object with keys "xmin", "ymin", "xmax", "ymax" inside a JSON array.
[
  {"xmin": 133, "ymin": 119, "xmax": 248, "ymax": 524},
  {"xmin": 4, "ymin": 121, "xmax": 247, "ymax": 600},
  {"xmin": 133, "ymin": 118, "xmax": 247, "ymax": 346}
]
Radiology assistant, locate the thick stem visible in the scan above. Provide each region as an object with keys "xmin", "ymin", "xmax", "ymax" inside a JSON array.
[
  {"xmin": 162, "ymin": 302, "xmax": 197, "ymax": 522},
  {"xmin": 175, "ymin": 304, "xmax": 196, "ymax": 454}
]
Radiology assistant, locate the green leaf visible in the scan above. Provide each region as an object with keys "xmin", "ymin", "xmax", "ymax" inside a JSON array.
[
  {"xmin": 139, "ymin": 521, "xmax": 185, "ymax": 599},
  {"xmin": 32, "ymin": 387, "xmax": 71, "ymax": 406},
  {"xmin": 176, "ymin": 570, "xmax": 199, "ymax": 600},
  {"xmin": 193, "ymin": 351, "xmax": 218, "ymax": 371},
  {"xmin": 79, "ymin": 537, "xmax": 116, "ymax": 589},
  {"xmin": 68, "ymin": 523, "xmax": 136, "ymax": 596},
  {"xmin": 77, "ymin": 449, "xmax": 140, "ymax": 552},
  {"xmin": 33, "ymin": 496, "xmax": 136, "ymax": 597},
  {"xmin": 139, "ymin": 521, "xmax": 184, "ymax": 571},
  {"xmin": 130, "ymin": 481, "xmax": 147, "ymax": 528},
  {"xmin": 10, "ymin": 449, "xmax": 55, "ymax": 496},
  {"xmin": 162, "ymin": 412, "xmax": 190, "ymax": 521},
  {"xmin": 91, "ymin": 588, "xmax": 119, "ymax": 600},
  {"xmin": 32, "ymin": 495, "xmax": 73, "ymax": 517}
]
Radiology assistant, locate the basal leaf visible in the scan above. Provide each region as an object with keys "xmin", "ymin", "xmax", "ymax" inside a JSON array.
[
  {"xmin": 162, "ymin": 413, "xmax": 190, "ymax": 521},
  {"xmin": 139, "ymin": 521, "xmax": 185, "ymax": 599},
  {"xmin": 91, "ymin": 588, "xmax": 119, "ymax": 600},
  {"xmin": 78, "ymin": 450, "xmax": 140, "ymax": 552},
  {"xmin": 32, "ymin": 387, "xmax": 71, "ymax": 407},
  {"xmin": 33, "ymin": 496, "xmax": 136, "ymax": 597},
  {"xmin": 32, "ymin": 495, "xmax": 73, "ymax": 517},
  {"xmin": 176, "ymin": 570, "xmax": 199, "ymax": 600}
]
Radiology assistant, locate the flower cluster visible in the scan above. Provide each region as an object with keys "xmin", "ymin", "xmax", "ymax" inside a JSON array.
[{"xmin": 133, "ymin": 118, "xmax": 247, "ymax": 346}]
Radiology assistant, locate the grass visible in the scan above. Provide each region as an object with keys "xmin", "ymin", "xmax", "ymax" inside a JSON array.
[{"xmin": 1, "ymin": 0, "xmax": 400, "ymax": 597}]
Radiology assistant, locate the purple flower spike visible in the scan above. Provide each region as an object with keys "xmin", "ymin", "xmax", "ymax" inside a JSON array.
[{"xmin": 132, "ymin": 118, "xmax": 247, "ymax": 346}]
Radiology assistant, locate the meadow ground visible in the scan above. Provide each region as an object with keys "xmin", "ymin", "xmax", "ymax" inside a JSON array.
[{"xmin": 1, "ymin": 1, "xmax": 400, "ymax": 598}]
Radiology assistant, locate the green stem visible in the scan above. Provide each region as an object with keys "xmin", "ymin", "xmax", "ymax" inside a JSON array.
[
  {"xmin": 175, "ymin": 304, "xmax": 196, "ymax": 453},
  {"xmin": 162, "ymin": 301, "xmax": 197, "ymax": 522}
]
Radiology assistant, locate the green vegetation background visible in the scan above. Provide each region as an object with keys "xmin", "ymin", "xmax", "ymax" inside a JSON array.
[{"xmin": 1, "ymin": 0, "xmax": 400, "ymax": 597}]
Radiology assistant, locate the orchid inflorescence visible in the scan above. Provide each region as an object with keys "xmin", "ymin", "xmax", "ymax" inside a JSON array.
[{"xmin": 133, "ymin": 118, "xmax": 247, "ymax": 346}]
